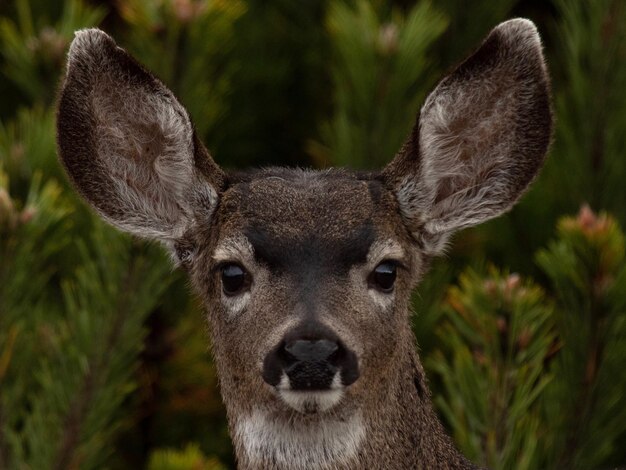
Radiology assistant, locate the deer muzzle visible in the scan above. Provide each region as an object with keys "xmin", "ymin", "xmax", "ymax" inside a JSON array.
[{"xmin": 261, "ymin": 326, "xmax": 360, "ymax": 413}]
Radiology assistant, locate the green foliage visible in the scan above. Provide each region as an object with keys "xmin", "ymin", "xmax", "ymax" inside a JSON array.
[
  {"xmin": 430, "ymin": 267, "xmax": 555, "ymax": 469},
  {"xmin": 0, "ymin": 0, "xmax": 105, "ymax": 105},
  {"xmin": 0, "ymin": 169, "xmax": 70, "ymax": 469},
  {"xmin": 212, "ymin": 0, "xmax": 331, "ymax": 168},
  {"xmin": 0, "ymin": 106, "xmax": 59, "ymax": 191},
  {"xmin": 545, "ymin": 0, "xmax": 626, "ymax": 221},
  {"xmin": 130, "ymin": 306, "xmax": 231, "ymax": 464},
  {"xmin": 148, "ymin": 443, "xmax": 226, "ymax": 470},
  {"xmin": 316, "ymin": 0, "xmax": 447, "ymax": 168},
  {"xmin": 411, "ymin": 260, "xmax": 455, "ymax": 355},
  {"xmin": 19, "ymin": 234, "xmax": 171, "ymax": 469},
  {"xmin": 1, "ymin": 161, "xmax": 174, "ymax": 468},
  {"xmin": 429, "ymin": 207, "xmax": 626, "ymax": 469},
  {"xmin": 537, "ymin": 207, "xmax": 626, "ymax": 469}
]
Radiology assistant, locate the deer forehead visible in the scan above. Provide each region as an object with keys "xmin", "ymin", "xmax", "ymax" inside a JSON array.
[{"xmin": 211, "ymin": 169, "xmax": 409, "ymax": 271}]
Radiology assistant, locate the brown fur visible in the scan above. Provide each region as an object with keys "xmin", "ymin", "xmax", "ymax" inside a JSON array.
[{"xmin": 56, "ymin": 19, "xmax": 552, "ymax": 470}]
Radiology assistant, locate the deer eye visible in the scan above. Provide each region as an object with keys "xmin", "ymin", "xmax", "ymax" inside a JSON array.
[
  {"xmin": 221, "ymin": 263, "xmax": 249, "ymax": 296},
  {"xmin": 369, "ymin": 261, "xmax": 397, "ymax": 293}
]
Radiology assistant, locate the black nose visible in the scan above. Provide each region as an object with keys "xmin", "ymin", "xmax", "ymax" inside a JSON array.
[
  {"xmin": 284, "ymin": 339, "xmax": 338, "ymax": 363},
  {"xmin": 281, "ymin": 339, "xmax": 342, "ymax": 390},
  {"xmin": 262, "ymin": 329, "xmax": 360, "ymax": 391}
]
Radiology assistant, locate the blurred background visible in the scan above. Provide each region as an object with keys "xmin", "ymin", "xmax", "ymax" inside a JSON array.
[{"xmin": 1, "ymin": 0, "xmax": 625, "ymax": 468}]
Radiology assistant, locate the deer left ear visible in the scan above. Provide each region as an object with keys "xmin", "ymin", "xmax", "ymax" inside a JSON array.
[
  {"xmin": 383, "ymin": 19, "xmax": 552, "ymax": 256},
  {"xmin": 57, "ymin": 29, "xmax": 224, "ymax": 242}
]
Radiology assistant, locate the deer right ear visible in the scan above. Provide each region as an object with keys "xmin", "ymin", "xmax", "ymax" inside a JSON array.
[
  {"xmin": 384, "ymin": 19, "xmax": 552, "ymax": 256},
  {"xmin": 57, "ymin": 29, "xmax": 224, "ymax": 242}
]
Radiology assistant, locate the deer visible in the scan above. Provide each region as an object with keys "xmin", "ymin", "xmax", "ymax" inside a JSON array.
[{"xmin": 56, "ymin": 18, "xmax": 552, "ymax": 469}]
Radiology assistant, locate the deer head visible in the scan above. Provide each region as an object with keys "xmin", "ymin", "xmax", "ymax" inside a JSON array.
[{"xmin": 57, "ymin": 18, "xmax": 551, "ymax": 469}]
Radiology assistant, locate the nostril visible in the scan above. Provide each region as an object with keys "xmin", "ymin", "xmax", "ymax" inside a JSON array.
[
  {"xmin": 284, "ymin": 339, "xmax": 339, "ymax": 363},
  {"xmin": 263, "ymin": 336, "xmax": 359, "ymax": 391}
]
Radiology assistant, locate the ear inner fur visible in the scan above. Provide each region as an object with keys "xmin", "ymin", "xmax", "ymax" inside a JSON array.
[
  {"xmin": 383, "ymin": 18, "xmax": 552, "ymax": 255},
  {"xmin": 57, "ymin": 28, "xmax": 224, "ymax": 240}
]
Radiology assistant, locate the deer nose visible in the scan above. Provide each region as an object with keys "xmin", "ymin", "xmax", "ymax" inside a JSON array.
[
  {"xmin": 280, "ymin": 339, "xmax": 342, "ymax": 391},
  {"xmin": 262, "ymin": 330, "xmax": 360, "ymax": 391},
  {"xmin": 284, "ymin": 339, "xmax": 338, "ymax": 363}
]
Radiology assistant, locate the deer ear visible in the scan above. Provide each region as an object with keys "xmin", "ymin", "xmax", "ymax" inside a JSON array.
[
  {"xmin": 57, "ymin": 29, "xmax": 224, "ymax": 241},
  {"xmin": 383, "ymin": 19, "xmax": 552, "ymax": 255}
]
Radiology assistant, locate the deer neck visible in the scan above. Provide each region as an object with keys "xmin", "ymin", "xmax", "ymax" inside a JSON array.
[{"xmin": 355, "ymin": 330, "xmax": 477, "ymax": 469}]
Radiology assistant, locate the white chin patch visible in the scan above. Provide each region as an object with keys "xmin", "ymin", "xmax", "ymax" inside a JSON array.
[
  {"xmin": 277, "ymin": 373, "xmax": 344, "ymax": 414},
  {"xmin": 236, "ymin": 409, "xmax": 365, "ymax": 469}
]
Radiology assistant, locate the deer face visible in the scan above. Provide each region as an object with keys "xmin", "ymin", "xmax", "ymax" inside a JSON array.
[
  {"xmin": 57, "ymin": 19, "xmax": 551, "ymax": 433},
  {"xmin": 189, "ymin": 170, "xmax": 421, "ymax": 415}
]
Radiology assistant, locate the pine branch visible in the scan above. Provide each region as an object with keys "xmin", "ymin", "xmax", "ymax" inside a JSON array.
[
  {"xmin": 537, "ymin": 205, "xmax": 626, "ymax": 469},
  {"xmin": 429, "ymin": 267, "xmax": 555, "ymax": 469},
  {"xmin": 317, "ymin": 0, "xmax": 447, "ymax": 168},
  {"xmin": 53, "ymin": 361, "xmax": 96, "ymax": 470},
  {"xmin": 53, "ymin": 247, "xmax": 144, "ymax": 469},
  {"xmin": 558, "ymin": 276, "xmax": 606, "ymax": 468}
]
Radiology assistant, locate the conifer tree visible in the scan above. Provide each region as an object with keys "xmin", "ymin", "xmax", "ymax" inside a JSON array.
[
  {"xmin": 430, "ymin": 267, "xmax": 555, "ymax": 470},
  {"xmin": 430, "ymin": 207, "xmax": 626, "ymax": 469},
  {"xmin": 537, "ymin": 206, "xmax": 626, "ymax": 469},
  {"xmin": 314, "ymin": 0, "xmax": 447, "ymax": 168}
]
